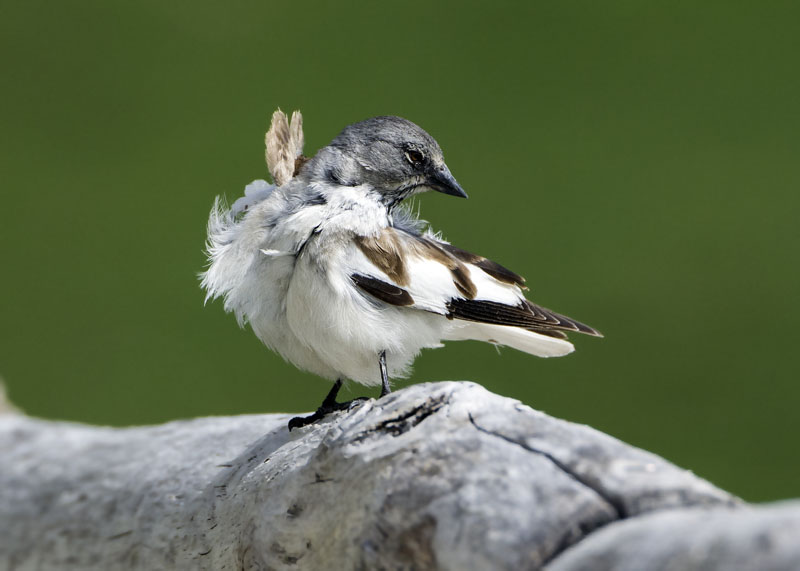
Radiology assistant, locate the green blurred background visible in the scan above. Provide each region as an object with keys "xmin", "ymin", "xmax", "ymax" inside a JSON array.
[{"xmin": 1, "ymin": 2, "xmax": 798, "ymax": 502}]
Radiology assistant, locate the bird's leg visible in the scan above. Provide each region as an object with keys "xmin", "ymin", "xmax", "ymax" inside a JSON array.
[
  {"xmin": 320, "ymin": 378, "xmax": 345, "ymax": 409},
  {"xmin": 379, "ymin": 350, "xmax": 391, "ymax": 398},
  {"xmin": 287, "ymin": 352, "xmax": 391, "ymax": 431},
  {"xmin": 287, "ymin": 379, "xmax": 367, "ymax": 431}
]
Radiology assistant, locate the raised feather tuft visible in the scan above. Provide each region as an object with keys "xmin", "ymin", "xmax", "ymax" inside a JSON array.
[{"xmin": 265, "ymin": 109, "xmax": 305, "ymax": 186}]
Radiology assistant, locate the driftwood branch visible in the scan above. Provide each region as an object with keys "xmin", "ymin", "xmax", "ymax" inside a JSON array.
[{"xmin": 1, "ymin": 381, "xmax": 798, "ymax": 570}]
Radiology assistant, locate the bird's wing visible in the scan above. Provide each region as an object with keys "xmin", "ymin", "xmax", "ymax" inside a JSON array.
[{"xmin": 347, "ymin": 227, "xmax": 602, "ymax": 344}]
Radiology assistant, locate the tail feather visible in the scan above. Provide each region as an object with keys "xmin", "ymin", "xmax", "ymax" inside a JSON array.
[{"xmin": 448, "ymin": 322, "xmax": 574, "ymax": 358}]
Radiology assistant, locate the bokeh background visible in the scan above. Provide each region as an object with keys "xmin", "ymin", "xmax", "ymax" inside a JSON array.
[{"xmin": 2, "ymin": 2, "xmax": 798, "ymax": 502}]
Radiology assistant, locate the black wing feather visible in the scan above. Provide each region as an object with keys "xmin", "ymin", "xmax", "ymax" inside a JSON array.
[
  {"xmin": 447, "ymin": 298, "xmax": 602, "ymax": 337},
  {"xmin": 436, "ymin": 242, "xmax": 526, "ymax": 288},
  {"xmin": 351, "ymin": 274, "xmax": 414, "ymax": 306}
]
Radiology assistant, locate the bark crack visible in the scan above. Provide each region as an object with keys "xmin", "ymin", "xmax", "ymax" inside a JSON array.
[
  {"xmin": 354, "ymin": 394, "xmax": 448, "ymax": 441},
  {"xmin": 467, "ymin": 412, "xmax": 629, "ymax": 567}
]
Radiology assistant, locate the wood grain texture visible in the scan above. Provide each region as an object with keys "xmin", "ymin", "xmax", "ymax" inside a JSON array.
[{"xmin": 2, "ymin": 382, "xmax": 796, "ymax": 571}]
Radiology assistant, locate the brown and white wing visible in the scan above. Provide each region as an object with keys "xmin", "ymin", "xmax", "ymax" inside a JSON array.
[{"xmin": 347, "ymin": 228, "xmax": 601, "ymax": 358}]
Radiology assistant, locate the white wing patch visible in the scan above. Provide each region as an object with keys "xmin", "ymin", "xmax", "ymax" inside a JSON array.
[
  {"xmin": 465, "ymin": 264, "xmax": 525, "ymax": 306},
  {"xmin": 399, "ymin": 257, "xmax": 463, "ymax": 313}
]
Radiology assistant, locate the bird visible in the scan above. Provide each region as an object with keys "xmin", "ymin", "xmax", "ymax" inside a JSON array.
[{"xmin": 201, "ymin": 110, "xmax": 601, "ymax": 430}]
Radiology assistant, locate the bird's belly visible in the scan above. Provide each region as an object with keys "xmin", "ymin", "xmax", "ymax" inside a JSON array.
[
  {"xmin": 285, "ymin": 255, "xmax": 445, "ymax": 386},
  {"xmin": 242, "ymin": 255, "xmax": 340, "ymax": 381}
]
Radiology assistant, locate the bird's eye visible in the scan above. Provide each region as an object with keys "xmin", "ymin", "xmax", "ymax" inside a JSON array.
[{"xmin": 405, "ymin": 150, "xmax": 424, "ymax": 166}]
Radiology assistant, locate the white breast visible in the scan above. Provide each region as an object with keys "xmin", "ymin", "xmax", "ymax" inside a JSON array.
[{"xmin": 282, "ymin": 191, "xmax": 446, "ymax": 385}]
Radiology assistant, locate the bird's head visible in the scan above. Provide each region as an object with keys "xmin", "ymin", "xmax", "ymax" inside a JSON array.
[{"xmin": 308, "ymin": 116, "xmax": 467, "ymax": 207}]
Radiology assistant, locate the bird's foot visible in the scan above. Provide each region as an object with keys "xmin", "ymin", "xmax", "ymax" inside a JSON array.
[
  {"xmin": 287, "ymin": 361, "xmax": 393, "ymax": 432},
  {"xmin": 287, "ymin": 397, "xmax": 368, "ymax": 431}
]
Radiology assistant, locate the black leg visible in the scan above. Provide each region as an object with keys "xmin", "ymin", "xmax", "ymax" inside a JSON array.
[
  {"xmin": 379, "ymin": 350, "xmax": 391, "ymax": 398},
  {"xmin": 320, "ymin": 378, "xmax": 343, "ymax": 408}
]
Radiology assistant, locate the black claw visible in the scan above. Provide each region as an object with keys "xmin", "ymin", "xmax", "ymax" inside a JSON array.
[
  {"xmin": 288, "ymin": 400, "xmax": 352, "ymax": 431},
  {"xmin": 288, "ymin": 380, "xmax": 373, "ymax": 431}
]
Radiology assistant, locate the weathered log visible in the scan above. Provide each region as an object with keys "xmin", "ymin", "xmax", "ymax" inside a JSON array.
[{"xmin": 0, "ymin": 381, "xmax": 797, "ymax": 570}]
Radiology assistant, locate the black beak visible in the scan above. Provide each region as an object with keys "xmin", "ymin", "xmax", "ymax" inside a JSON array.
[{"xmin": 426, "ymin": 165, "xmax": 468, "ymax": 198}]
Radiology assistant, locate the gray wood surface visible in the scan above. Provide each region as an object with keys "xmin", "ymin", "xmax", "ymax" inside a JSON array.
[{"xmin": 0, "ymin": 381, "xmax": 796, "ymax": 570}]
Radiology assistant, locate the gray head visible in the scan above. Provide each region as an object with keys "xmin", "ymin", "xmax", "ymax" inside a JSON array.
[{"xmin": 305, "ymin": 116, "xmax": 467, "ymax": 207}]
